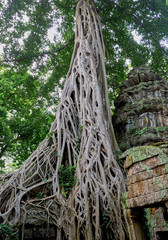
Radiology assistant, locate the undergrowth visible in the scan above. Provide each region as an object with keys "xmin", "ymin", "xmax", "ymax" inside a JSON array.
[
  {"xmin": 58, "ymin": 165, "xmax": 77, "ymax": 195},
  {"xmin": 0, "ymin": 224, "xmax": 18, "ymax": 240}
]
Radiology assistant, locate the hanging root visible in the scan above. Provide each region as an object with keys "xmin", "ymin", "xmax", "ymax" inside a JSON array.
[{"xmin": 0, "ymin": 1, "xmax": 128, "ymax": 239}]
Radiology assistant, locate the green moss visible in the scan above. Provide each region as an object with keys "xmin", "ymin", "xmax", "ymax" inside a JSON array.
[
  {"xmin": 135, "ymin": 127, "xmax": 153, "ymax": 136},
  {"xmin": 121, "ymin": 145, "xmax": 168, "ymax": 168},
  {"xmin": 127, "ymin": 126, "xmax": 137, "ymax": 134},
  {"xmin": 132, "ymin": 126, "xmax": 168, "ymax": 139},
  {"xmin": 122, "ymin": 192, "xmax": 128, "ymax": 209},
  {"xmin": 119, "ymin": 142, "xmax": 127, "ymax": 150},
  {"xmin": 155, "ymin": 126, "xmax": 168, "ymax": 132},
  {"xmin": 122, "ymin": 98, "xmax": 166, "ymax": 114},
  {"xmin": 143, "ymin": 208, "xmax": 154, "ymax": 239},
  {"xmin": 165, "ymin": 164, "xmax": 168, "ymax": 173},
  {"xmin": 152, "ymin": 142, "xmax": 167, "ymax": 146}
]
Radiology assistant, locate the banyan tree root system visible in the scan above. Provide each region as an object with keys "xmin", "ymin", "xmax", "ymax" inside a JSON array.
[{"xmin": 0, "ymin": 1, "xmax": 128, "ymax": 239}]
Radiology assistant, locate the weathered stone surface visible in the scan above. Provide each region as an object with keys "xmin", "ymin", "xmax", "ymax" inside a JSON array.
[
  {"xmin": 153, "ymin": 175, "xmax": 168, "ymax": 192},
  {"xmin": 128, "ymin": 178, "xmax": 154, "ymax": 199},
  {"xmin": 144, "ymin": 207, "xmax": 168, "ymax": 239},
  {"xmin": 23, "ymin": 224, "xmax": 56, "ymax": 239},
  {"xmin": 122, "ymin": 145, "xmax": 168, "ymax": 208},
  {"xmin": 127, "ymin": 165, "xmax": 166, "ymax": 185},
  {"xmin": 117, "ymin": 67, "xmax": 168, "ymax": 239},
  {"xmin": 113, "ymin": 66, "xmax": 168, "ymax": 152},
  {"xmin": 127, "ymin": 189, "xmax": 168, "ymax": 208},
  {"xmin": 19, "ymin": 203, "xmax": 60, "ymax": 239},
  {"xmin": 22, "ymin": 202, "xmax": 60, "ymax": 225},
  {"xmin": 121, "ymin": 145, "xmax": 167, "ymax": 169},
  {"xmin": 126, "ymin": 156, "xmax": 161, "ymax": 176}
]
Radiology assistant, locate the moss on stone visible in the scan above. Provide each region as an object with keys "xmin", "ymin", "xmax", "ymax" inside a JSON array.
[
  {"xmin": 127, "ymin": 126, "xmax": 137, "ymax": 134},
  {"xmin": 155, "ymin": 126, "xmax": 168, "ymax": 132},
  {"xmin": 132, "ymin": 127, "xmax": 168, "ymax": 138},
  {"xmin": 119, "ymin": 142, "xmax": 127, "ymax": 150},
  {"xmin": 120, "ymin": 145, "xmax": 168, "ymax": 168},
  {"xmin": 152, "ymin": 142, "xmax": 167, "ymax": 146},
  {"xmin": 120, "ymin": 98, "xmax": 166, "ymax": 116},
  {"xmin": 135, "ymin": 127, "xmax": 150, "ymax": 136},
  {"xmin": 122, "ymin": 192, "xmax": 128, "ymax": 209},
  {"xmin": 165, "ymin": 164, "xmax": 168, "ymax": 174}
]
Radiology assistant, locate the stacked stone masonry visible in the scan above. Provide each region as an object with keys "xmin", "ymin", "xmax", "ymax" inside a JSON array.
[
  {"xmin": 113, "ymin": 65, "xmax": 168, "ymax": 151},
  {"xmin": 121, "ymin": 145, "xmax": 168, "ymax": 208},
  {"xmin": 114, "ymin": 66, "xmax": 168, "ymax": 240}
]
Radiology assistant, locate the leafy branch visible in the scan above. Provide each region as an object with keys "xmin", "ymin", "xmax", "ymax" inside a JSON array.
[
  {"xmin": 0, "ymin": 38, "xmax": 74, "ymax": 64},
  {"xmin": 58, "ymin": 165, "xmax": 77, "ymax": 196}
]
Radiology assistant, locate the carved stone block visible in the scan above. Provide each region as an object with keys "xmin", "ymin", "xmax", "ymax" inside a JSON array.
[{"xmin": 113, "ymin": 66, "xmax": 168, "ymax": 152}]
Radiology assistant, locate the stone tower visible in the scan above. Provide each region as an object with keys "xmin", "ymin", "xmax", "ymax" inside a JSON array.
[
  {"xmin": 113, "ymin": 65, "xmax": 168, "ymax": 151},
  {"xmin": 113, "ymin": 66, "xmax": 168, "ymax": 240}
]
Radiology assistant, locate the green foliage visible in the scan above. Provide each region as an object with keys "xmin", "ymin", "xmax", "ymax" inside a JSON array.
[
  {"xmin": 102, "ymin": 212, "xmax": 111, "ymax": 227},
  {"xmin": 0, "ymin": 0, "xmax": 167, "ymax": 171},
  {"xmin": 76, "ymin": 125, "xmax": 83, "ymax": 151},
  {"xmin": 37, "ymin": 192, "xmax": 43, "ymax": 199},
  {"xmin": 102, "ymin": 206, "xmax": 113, "ymax": 227},
  {"xmin": 0, "ymin": 65, "xmax": 56, "ymax": 170},
  {"xmin": 58, "ymin": 165, "xmax": 77, "ymax": 193},
  {"xmin": 142, "ymin": 209, "xmax": 153, "ymax": 239},
  {"xmin": 121, "ymin": 192, "xmax": 128, "ymax": 209},
  {"xmin": 0, "ymin": 224, "xmax": 18, "ymax": 240}
]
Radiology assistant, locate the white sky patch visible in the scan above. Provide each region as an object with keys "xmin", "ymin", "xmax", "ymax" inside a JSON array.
[
  {"xmin": 18, "ymin": 38, "xmax": 24, "ymax": 48},
  {"xmin": 47, "ymin": 18, "xmax": 62, "ymax": 43},
  {"xmin": 126, "ymin": 59, "xmax": 131, "ymax": 66},
  {"xmin": 1, "ymin": 0, "xmax": 8, "ymax": 6},
  {"xmin": 0, "ymin": 44, "xmax": 4, "ymax": 55},
  {"xmin": 1, "ymin": 156, "xmax": 14, "ymax": 172},
  {"xmin": 18, "ymin": 31, "xmax": 31, "ymax": 48},
  {"xmin": 47, "ymin": 26, "xmax": 62, "ymax": 43},
  {"xmin": 22, "ymin": 12, "xmax": 29, "ymax": 23},
  {"xmin": 125, "ymin": 59, "xmax": 132, "ymax": 73},
  {"xmin": 160, "ymin": 39, "xmax": 168, "ymax": 48},
  {"xmin": 24, "ymin": 31, "xmax": 31, "ymax": 38},
  {"xmin": 132, "ymin": 30, "xmax": 142, "ymax": 44}
]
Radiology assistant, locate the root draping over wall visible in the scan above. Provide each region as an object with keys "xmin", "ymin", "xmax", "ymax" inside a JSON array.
[{"xmin": 0, "ymin": 1, "xmax": 127, "ymax": 239}]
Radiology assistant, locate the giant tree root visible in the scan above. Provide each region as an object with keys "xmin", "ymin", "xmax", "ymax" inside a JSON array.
[{"xmin": 0, "ymin": 1, "xmax": 128, "ymax": 239}]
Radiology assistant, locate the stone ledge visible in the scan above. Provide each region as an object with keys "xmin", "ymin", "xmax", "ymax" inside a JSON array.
[
  {"xmin": 122, "ymin": 145, "xmax": 168, "ymax": 208},
  {"xmin": 127, "ymin": 164, "xmax": 167, "ymax": 185},
  {"xmin": 121, "ymin": 145, "xmax": 168, "ymax": 169},
  {"xmin": 127, "ymin": 189, "xmax": 168, "ymax": 208}
]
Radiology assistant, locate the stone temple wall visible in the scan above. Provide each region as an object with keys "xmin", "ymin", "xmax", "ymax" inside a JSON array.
[
  {"xmin": 113, "ymin": 65, "xmax": 168, "ymax": 151},
  {"xmin": 113, "ymin": 66, "xmax": 168, "ymax": 240}
]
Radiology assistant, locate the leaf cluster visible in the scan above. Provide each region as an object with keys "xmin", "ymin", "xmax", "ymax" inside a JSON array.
[
  {"xmin": 58, "ymin": 165, "xmax": 77, "ymax": 193},
  {"xmin": 0, "ymin": 66, "xmax": 56, "ymax": 169},
  {"xmin": 0, "ymin": 224, "xmax": 18, "ymax": 240},
  {"xmin": 37, "ymin": 191, "xmax": 43, "ymax": 199},
  {"xmin": 102, "ymin": 206, "xmax": 113, "ymax": 227}
]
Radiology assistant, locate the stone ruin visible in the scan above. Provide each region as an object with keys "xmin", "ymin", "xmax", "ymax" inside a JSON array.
[
  {"xmin": 121, "ymin": 145, "xmax": 168, "ymax": 240},
  {"xmin": 113, "ymin": 66, "xmax": 168, "ymax": 240},
  {"xmin": 113, "ymin": 65, "xmax": 168, "ymax": 151}
]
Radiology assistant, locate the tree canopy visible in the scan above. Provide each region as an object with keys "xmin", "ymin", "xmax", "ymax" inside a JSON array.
[{"xmin": 0, "ymin": 0, "xmax": 168, "ymax": 170}]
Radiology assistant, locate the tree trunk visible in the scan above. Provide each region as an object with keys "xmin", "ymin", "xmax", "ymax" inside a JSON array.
[{"xmin": 0, "ymin": 1, "xmax": 128, "ymax": 239}]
